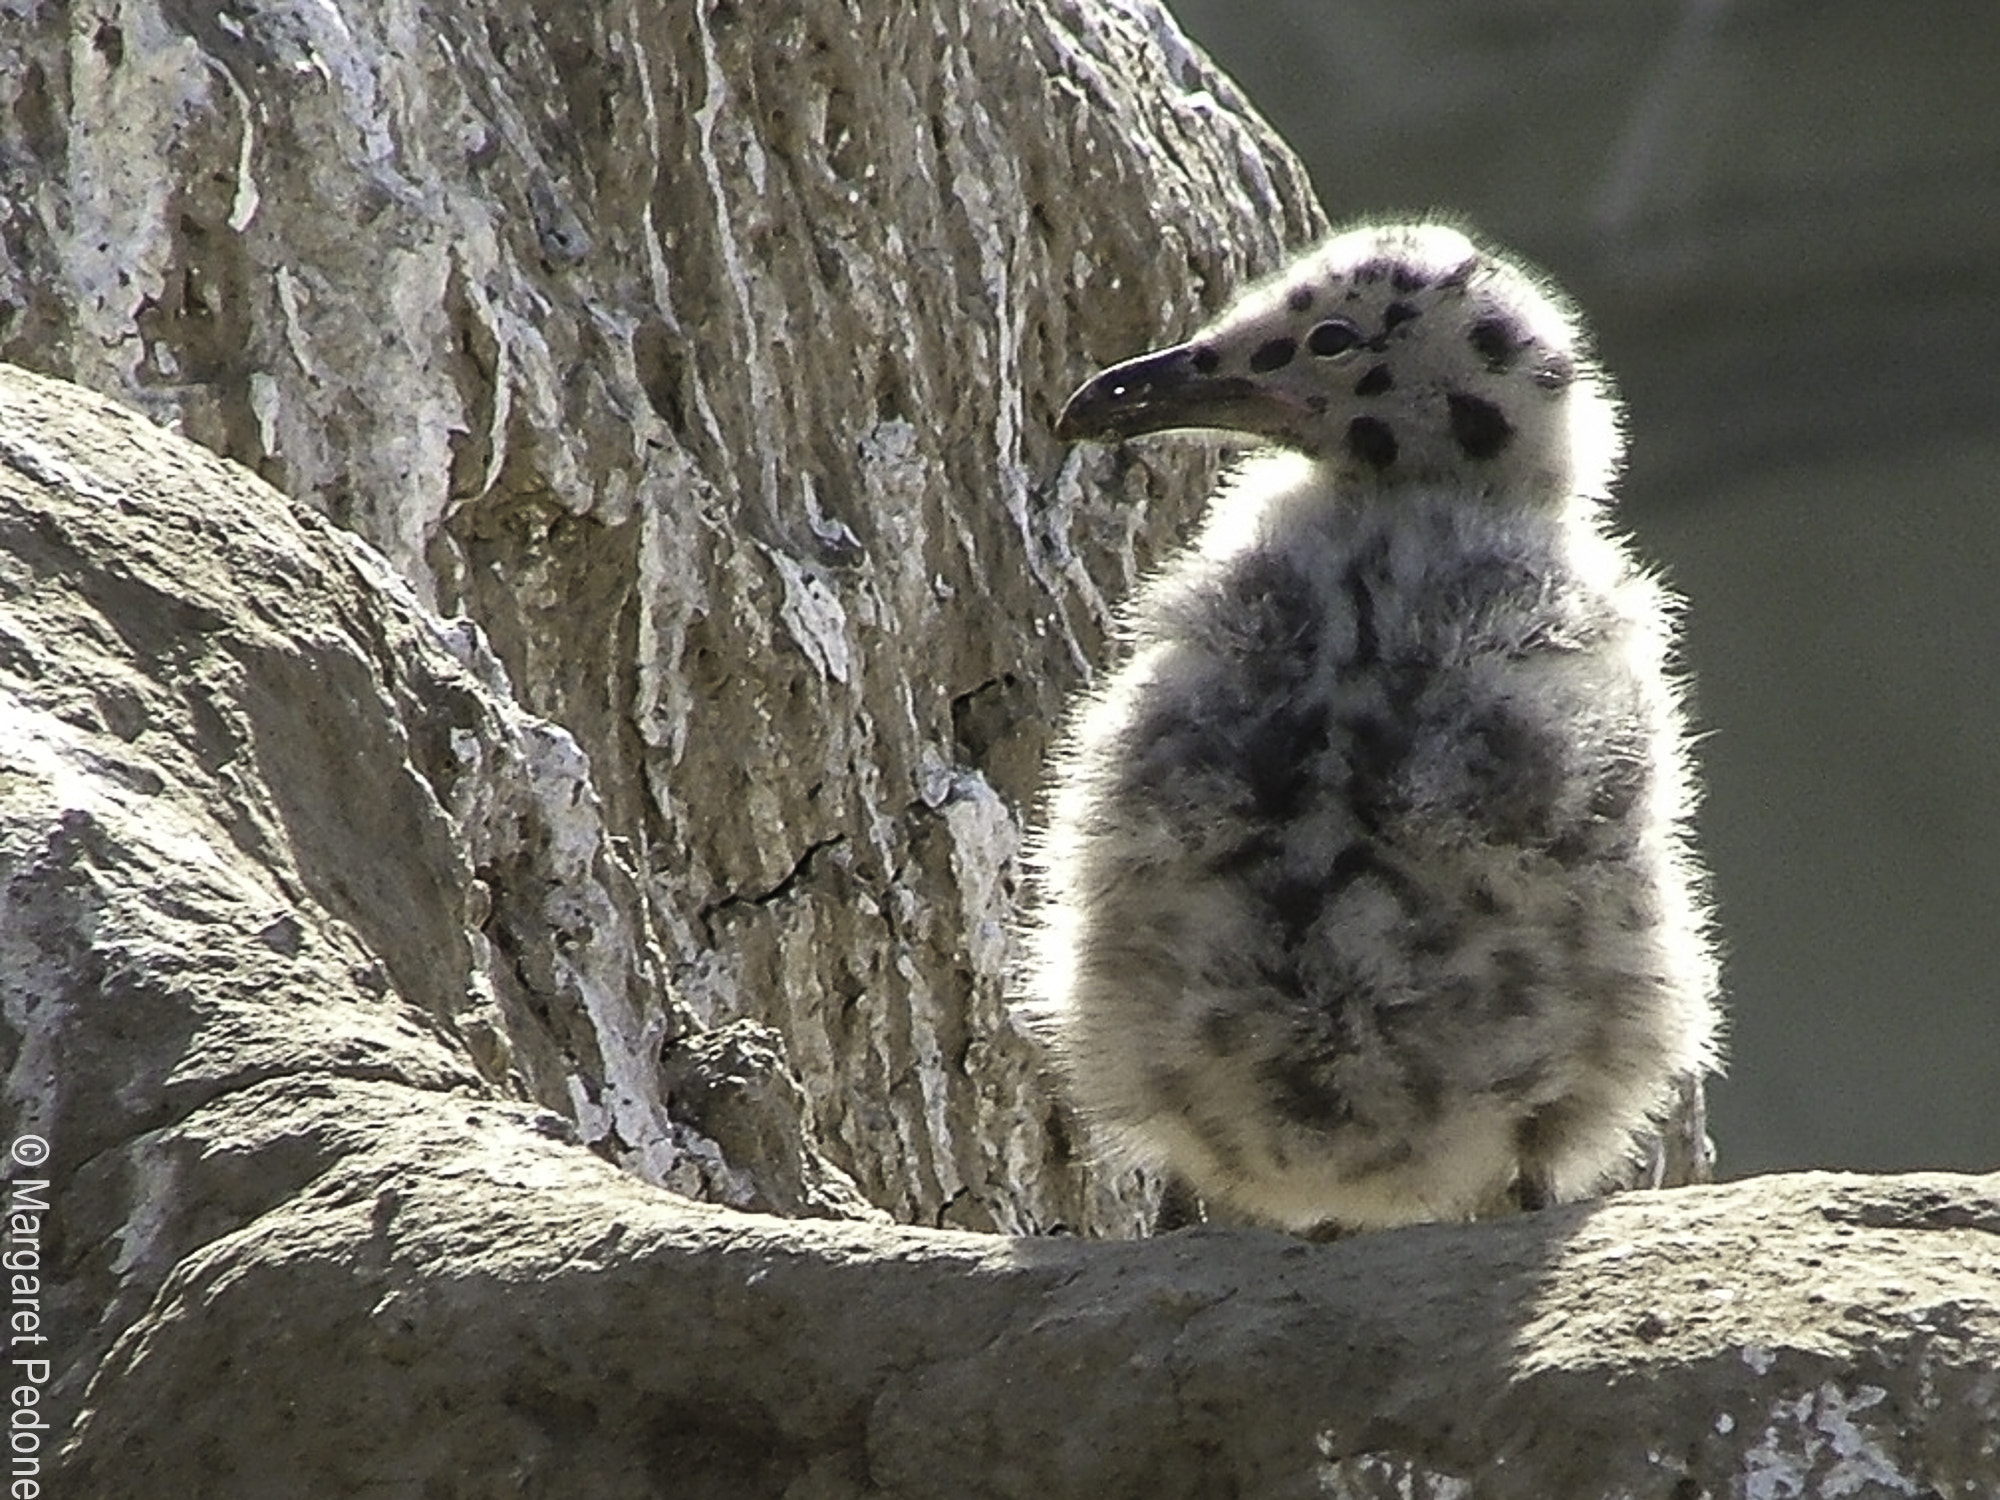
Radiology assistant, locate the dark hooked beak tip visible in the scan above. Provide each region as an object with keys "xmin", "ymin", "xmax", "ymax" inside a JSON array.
[
  {"xmin": 1054, "ymin": 342, "xmax": 1281, "ymax": 446},
  {"xmin": 1054, "ymin": 344, "xmax": 1202, "ymax": 444}
]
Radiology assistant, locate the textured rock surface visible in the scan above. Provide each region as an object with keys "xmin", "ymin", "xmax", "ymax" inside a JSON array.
[
  {"xmin": 0, "ymin": 0, "xmax": 1325, "ymax": 1236},
  {"xmin": 0, "ymin": 358, "xmax": 871, "ymax": 1423}
]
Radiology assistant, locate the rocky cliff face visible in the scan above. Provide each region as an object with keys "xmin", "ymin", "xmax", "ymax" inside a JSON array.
[{"xmin": 1, "ymin": 0, "xmax": 1318, "ymax": 1237}]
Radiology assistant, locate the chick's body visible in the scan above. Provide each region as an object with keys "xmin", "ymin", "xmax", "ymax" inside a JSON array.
[{"xmin": 1028, "ymin": 223, "xmax": 1719, "ymax": 1232}]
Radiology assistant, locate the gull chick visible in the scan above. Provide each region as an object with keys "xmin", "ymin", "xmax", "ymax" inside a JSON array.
[{"xmin": 1028, "ymin": 221, "xmax": 1720, "ymax": 1233}]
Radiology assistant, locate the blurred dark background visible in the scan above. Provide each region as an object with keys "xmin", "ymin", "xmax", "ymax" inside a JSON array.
[{"xmin": 1168, "ymin": 0, "xmax": 2000, "ymax": 1178}]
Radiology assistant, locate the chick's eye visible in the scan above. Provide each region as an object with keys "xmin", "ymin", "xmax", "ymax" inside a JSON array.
[{"xmin": 1307, "ymin": 318, "xmax": 1363, "ymax": 357}]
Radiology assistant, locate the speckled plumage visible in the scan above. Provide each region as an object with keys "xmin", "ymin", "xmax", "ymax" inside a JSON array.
[{"xmin": 1026, "ymin": 222, "xmax": 1720, "ymax": 1233}]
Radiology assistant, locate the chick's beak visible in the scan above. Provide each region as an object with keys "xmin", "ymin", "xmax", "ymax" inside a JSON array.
[{"xmin": 1055, "ymin": 342, "xmax": 1274, "ymax": 444}]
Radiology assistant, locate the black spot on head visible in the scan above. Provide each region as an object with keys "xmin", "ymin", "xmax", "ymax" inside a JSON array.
[
  {"xmin": 1308, "ymin": 318, "xmax": 1362, "ymax": 357},
  {"xmin": 1286, "ymin": 284, "xmax": 1315, "ymax": 312},
  {"xmin": 1345, "ymin": 415, "xmax": 1397, "ymax": 471},
  {"xmin": 1352, "ymin": 363, "xmax": 1393, "ymax": 398},
  {"xmin": 1447, "ymin": 391, "xmax": 1514, "ymax": 461},
  {"xmin": 1391, "ymin": 263, "xmax": 1429, "ymax": 293},
  {"xmin": 1350, "ymin": 257, "xmax": 1391, "ymax": 285},
  {"xmin": 1306, "ymin": 394, "xmax": 1329, "ymax": 415},
  {"xmin": 1250, "ymin": 336, "xmax": 1297, "ymax": 374},
  {"xmin": 1189, "ymin": 343, "xmax": 1221, "ymax": 374},
  {"xmin": 1382, "ymin": 300, "xmax": 1421, "ymax": 333},
  {"xmin": 1532, "ymin": 353, "xmax": 1575, "ymax": 392},
  {"xmin": 1468, "ymin": 315, "xmax": 1523, "ymax": 372}
]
